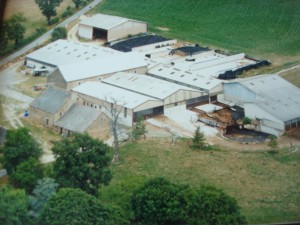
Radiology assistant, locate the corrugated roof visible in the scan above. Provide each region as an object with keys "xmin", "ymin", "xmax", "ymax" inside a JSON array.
[
  {"xmin": 72, "ymin": 82, "xmax": 163, "ymax": 110},
  {"xmin": 102, "ymin": 72, "xmax": 202, "ymax": 100},
  {"xmin": 237, "ymin": 74, "xmax": 300, "ymax": 122},
  {"xmin": 30, "ymin": 86, "xmax": 71, "ymax": 114},
  {"xmin": 58, "ymin": 52, "xmax": 147, "ymax": 82},
  {"xmin": 148, "ymin": 64, "xmax": 222, "ymax": 92},
  {"xmin": 54, "ymin": 104, "xmax": 101, "ymax": 132},
  {"xmin": 80, "ymin": 14, "xmax": 146, "ymax": 30},
  {"xmin": 26, "ymin": 39, "xmax": 121, "ymax": 67}
]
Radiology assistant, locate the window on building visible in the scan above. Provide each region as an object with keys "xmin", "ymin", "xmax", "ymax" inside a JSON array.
[{"xmin": 124, "ymin": 107, "xmax": 127, "ymax": 118}]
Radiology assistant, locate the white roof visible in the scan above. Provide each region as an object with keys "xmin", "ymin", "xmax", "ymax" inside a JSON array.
[
  {"xmin": 80, "ymin": 14, "xmax": 146, "ymax": 30},
  {"xmin": 236, "ymin": 74, "xmax": 300, "ymax": 122},
  {"xmin": 102, "ymin": 72, "xmax": 202, "ymax": 100},
  {"xmin": 148, "ymin": 64, "xmax": 222, "ymax": 92},
  {"xmin": 26, "ymin": 39, "xmax": 121, "ymax": 67},
  {"xmin": 72, "ymin": 82, "xmax": 162, "ymax": 110},
  {"xmin": 58, "ymin": 52, "xmax": 147, "ymax": 82}
]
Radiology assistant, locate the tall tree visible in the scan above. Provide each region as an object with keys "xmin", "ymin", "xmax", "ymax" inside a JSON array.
[
  {"xmin": 72, "ymin": 0, "xmax": 82, "ymax": 9},
  {"xmin": 29, "ymin": 178, "xmax": 59, "ymax": 218},
  {"xmin": 192, "ymin": 126, "xmax": 206, "ymax": 149},
  {"xmin": 10, "ymin": 157, "xmax": 44, "ymax": 193},
  {"xmin": 38, "ymin": 188, "xmax": 127, "ymax": 225},
  {"xmin": 132, "ymin": 116, "xmax": 147, "ymax": 140},
  {"xmin": 52, "ymin": 133, "xmax": 112, "ymax": 195},
  {"xmin": 0, "ymin": 186, "xmax": 30, "ymax": 225},
  {"xmin": 35, "ymin": 0, "xmax": 62, "ymax": 25},
  {"xmin": 5, "ymin": 13, "xmax": 26, "ymax": 46},
  {"xmin": 0, "ymin": 127, "xmax": 42, "ymax": 174}
]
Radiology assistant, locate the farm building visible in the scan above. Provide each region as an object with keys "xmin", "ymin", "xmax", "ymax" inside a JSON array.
[
  {"xmin": 72, "ymin": 82, "xmax": 163, "ymax": 127},
  {"xmin": 148, "ymin": 64, "xmax": 223, "ymax": 101},
  {"xmin": 29, "ymin": 86, "xmax": 74, "ymax": 128},
  {"xmin": 54, "ymin": 104, "xmax": 109, "ymax": 139},
  {"xmin": 25, "ymin": 39, "xmax": 121, "ymax": 74},
  {"xmin": 47, "ymin": 52, "xmax": 147, "ymax": 90},
  {"xmin": 78, "ymin": 14, "xmax": 147, "ymax": 42},
  {"xmin": 110, "ymin": 35, "xmax": 176, "ymax": 52},
  {"xmin": 220, "ymin": 74, "xmax": 300, "ymax": 136},
  {"xmin": 102, "ymin": 72, "xmax": 204, "ymax": 113}
]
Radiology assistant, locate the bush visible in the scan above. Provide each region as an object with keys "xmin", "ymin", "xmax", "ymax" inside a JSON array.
[
  {"xmin": 51, "ymin": 27, "xmax": 67, "ymax": 41},
  {"xmin": 62, "ymin": 6, "xmax": 73, "ymax": 18},
  {"xmin": 49, "ymin": 17, "xmax": 59, "ymax": 25}
]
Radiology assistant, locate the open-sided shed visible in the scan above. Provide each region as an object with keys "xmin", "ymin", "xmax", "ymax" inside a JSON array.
[{"xmin": 78, "ymin": 14, "xmax": 147, "ymax": 42}]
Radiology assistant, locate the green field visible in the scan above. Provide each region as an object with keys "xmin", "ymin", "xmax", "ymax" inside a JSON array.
[
  {"xmin": 99, "ymin": 139, "xmax": 300, "ymax": 224},
  {"xmin": 96, "ymin": 0, "xmax": 300, "ymax": 66}
]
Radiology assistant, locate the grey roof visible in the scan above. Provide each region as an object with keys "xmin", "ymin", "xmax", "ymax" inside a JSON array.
[
  {"xmin": 237, "ymin": 74, "xmax": 300, "ymax": 122},
  {"xmin": 79, "ymin": 14, "xmax": 146, "ymax": 30},
  {"xmin": 30, "ymin": 87, "xmax": 71, "ymax": 114},
  {"xmin": 54, "ymin": 104, "xmax": 101, "ymax": 132}
]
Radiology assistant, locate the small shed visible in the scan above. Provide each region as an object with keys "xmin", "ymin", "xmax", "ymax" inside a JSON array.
[{"xmin": 78, "ymin": 14, "xmax": 147, "ymax": 42}]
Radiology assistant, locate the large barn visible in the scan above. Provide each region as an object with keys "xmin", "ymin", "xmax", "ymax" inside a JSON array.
[
  {"xmin": 221, "ymin": 74, "xmax": 300, "ymax": 136},
  {"xmin": 78, "ymin": 14, "xmax": 147, "ymax": 42}
]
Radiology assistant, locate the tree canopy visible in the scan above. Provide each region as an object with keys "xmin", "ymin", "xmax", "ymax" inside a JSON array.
[
  {"xmin": 192, "ymin": 126, "xmax": 206, "ymax": 149},
  {"xmin": 35, "ymin": 0, "xmax": 62, "ymax": 25},
  {"xmin": 51, "ymin": 27, "xmax": 67, "ymax": 41},
  {"xmin": 52, "ymin": 133, "xmax": 112, "ymax": 195},
  {"xmin": 0, "ymin": 127, "xmax": 42, "ymax": 174},
  {"xmin": 72, "ymin": 0, "xmax": 82, "ymax": 9},
  {"xmin": 39, "ymin": 188, "xmax": 126, "ymax": 225},
  {"xmin": 0, "ymin": 186, "xmax": 30, "ymax": 225},
  {"xmin": 5, "ymin": 13, "xmax": 26, "ymax": 46}
]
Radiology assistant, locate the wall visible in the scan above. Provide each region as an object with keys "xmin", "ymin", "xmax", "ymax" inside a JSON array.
[
  {"xmin": 164, "ymin": 90, "xmax": 204, "ymax": 105},
  {"xmin": 78, "ymin": 24, "xmax": 93, "ymax": 40},
  {"xmin": 29, "ymin": 107, "xmax": 55, "ymax": 128},
  {"xmin": 47, "ymin": 69, "xmax": 67, "ymax": 89},
  {"xmin": 108, "ymin": 21, "xmax": 147, "ymax": 42},
  {"xmin": 223, "ymin": 83, "xmax": 256, "ymax": 106}
]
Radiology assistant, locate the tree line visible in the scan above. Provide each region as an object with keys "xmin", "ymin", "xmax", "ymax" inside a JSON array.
[{"xmin": 0, "ymin": 127, "xmax": 247, "ymax": 225}]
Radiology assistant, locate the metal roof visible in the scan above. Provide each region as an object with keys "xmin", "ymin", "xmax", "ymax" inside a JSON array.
[
  {"xmin": 80, "ymin": 14, "xmax": 146, "ymax": 30},
  {"xmin": 58, "ymin": 52, "xmax": 147, "ymax": 82},
  {"xmin": 72, "ymin": 82, "xmax": 163, "ymax": 110},
  {"xmin": 102, "ymin": 72, "xmax": 202, "ymax": 100},
  {"xmin": 148, "ymin": 64, "xmax": 222, "ymax": 92},
  {"xmin": 237, "ymin": 74, "xmax": 300, "ymax": 122},
  {"xmin": 30, "ymin": 86, "xmax": 71, "ymax": 114},
  {"xmin": 54, "ymin": 104, "xmax": 101, "ymax": 132},
  {"xmin": 26, "ymin": 39, "xmax": 121, "ymax": 67}
]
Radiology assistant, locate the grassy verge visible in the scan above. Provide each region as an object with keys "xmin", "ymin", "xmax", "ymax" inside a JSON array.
[
  {"xmin": 279, "ymin": 67, "xmax": 300, "ymax": 88},
  {"xmin": 99, "ymin": 139, "xmax": 300, "ymax": 224},
  {"xmin": 96, "ymin": 0, "xmax": 300, "ymax": 66}
]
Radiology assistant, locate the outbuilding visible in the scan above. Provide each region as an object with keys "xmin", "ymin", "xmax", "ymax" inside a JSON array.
[{"xmin": 78, "ymin": 14, "xmax": 147, "ymax": 42}]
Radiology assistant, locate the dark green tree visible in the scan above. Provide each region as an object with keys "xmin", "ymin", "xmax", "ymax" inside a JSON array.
[
  {"xmin": 268, "ymin": 135, "xmax": 278, "ymax": 154},
  {"xmin": 192, "ymin": 126, "xmax": 206, "ymax": 149},
  {"xmin": 184, "ymin": 186, "xmax": 246, "ymax": 225},
  {"xmin": 35, "ymin": 0, "xmax": 62, "ymax": 25},
  {"xmin": 0, "ymin": 186, "xmax": 30, "ymax": 225},
  {"xmin": 52, "ymin": 133, "xmax": 112, "ymax": 195},
  {"xmin": 0, "ymin": 127, "xmax": 42, "ymax": 174},
  {"xmin": 5, "ymin": 13, "xmax": 26, "ymax": 46},
  {"xmin": 132, "ymin": 177, "xmax": 186, "ymax": 225},
  {"xmin": 29, "ymin": 178, "xmax": 59, "ymax": 218},
  {"xmin": 72, "ymin": 0, "xmax": 82, "ymax": 9},
  {"xmin": 38, "ymin": 188, "xmax": 127, "ymax": 225},
  {"xmin": 132, "ymin": 116, "xmax": 147, "ymax": 140},
  {"xmin": 10, "ymin": 157, "xmax": 44, "ymax": 193},
  {"xmin": 51, "ymin": 27, "xmax": 67, "ymax": 41}
]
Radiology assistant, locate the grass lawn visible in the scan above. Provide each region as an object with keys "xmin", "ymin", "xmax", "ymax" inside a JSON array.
[
  {"xmin": 99, "ymin": 139, "xmax": 300, "ymax": 224},
  {"xmin": 96, "ymin": 0, "xmax": 300, "ymax": 67}
]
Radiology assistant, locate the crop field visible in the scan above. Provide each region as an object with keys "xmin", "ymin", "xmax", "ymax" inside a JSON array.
[
  {"xmin": 97, "ymin": 0, "xmax": 300, "ymax": 66},
  {"xmin": 99, "ymin": 139, "xmax": 300, "ymax": 224}
]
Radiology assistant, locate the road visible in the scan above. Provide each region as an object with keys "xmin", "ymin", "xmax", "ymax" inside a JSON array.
[{"xmin": 0, "ymin": 0, "xmax": 103, "ymax": 67}]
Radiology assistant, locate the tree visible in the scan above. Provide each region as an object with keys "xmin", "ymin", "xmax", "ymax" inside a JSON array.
[
  {"xmin": 72, "ymin": 0, "xmax": 82, "ymax": 9},
  {"xmin": 0, "ymin": 186, "xmax": 30, "ymax": 225},
  {"xmin": 132, "ymin": 177, "xmax": 186, "ymax": 225},
  {"xmin": 183, "ymin": 186, "xmax": 246, "ymax": 225},
  {"xmin": 268, "ymin": 135, "xmax": 278, "ymax": 154},
  {"xmin": 10, "ymin": 157, "xmax": 44, "ymax": 193},
  {"xmin": 29, "ymin": 178, "xmax": 59, "ymax": 218},
  {"xmin": 0, "ymin": 127, "xmax": 42, "ymax": 174},
  {"xmin": 35, "ymin": 0, "xmax": 62, "ymax": 25},
  {"xmin": 132, "ymin": 116, "xmax": 147, "ymax": 140},
  {"xmin": 5, "ymin": 13, "xmax": 26, "ymax": 46},
  {"xmin": 192, "ymin": 126, "xmax": 206, "ymax": 149},
  {"xmin": 38, "ymin": 188, "xmax": 127, "ymax": 225},
  {"xmin": 51, "ymin": 27, "xmax": 67, "ymax": 41},
  {"xmin": 52, "ymin": 133, "xmax": 112, "ymax": 195}
]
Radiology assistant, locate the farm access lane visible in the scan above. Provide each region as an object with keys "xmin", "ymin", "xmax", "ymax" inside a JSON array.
[{"xmin": 0, "ymin": 0, "xmax": 103, "ymax": 68}]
